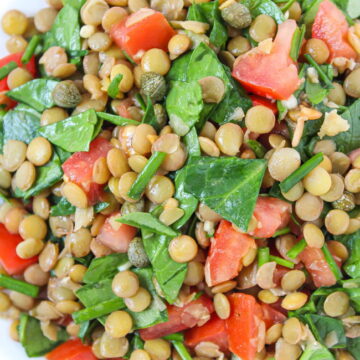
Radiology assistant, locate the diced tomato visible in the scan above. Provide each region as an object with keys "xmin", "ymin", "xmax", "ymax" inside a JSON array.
[
  {"xmin": 250, "ymin": 95, "xmax": 278, "ymax": 114},
  {"xmin": 96, "ymin": 211, "xmax": 137, "ymax": 253},
  {"xmin": 46, "ymin": 339, "xmax": 97, "ymax": 360},
  {"xmin": 226, "ymin": 294, "xmax": 262, "ymax": 360},
  {"xmin": 185, "ymin": 315, "xmax": 228, "ymax": 352},
  {"xmin": 110, "ymin": 9, "xmax": 176, "ymax": 62},
  {"xmin": 260, "ymin": 303, "xmax": 287, "ymax": 329},
  {"xmin": 205, "ymin": 220, "xmax": 255, "ymax": 287},
  {"xmin": 312, "ymin": 0, "xmax": 356, "ymax": 61},
  {"xmin": 139, "ymin": 296, "xmax": 214, "ymax": 340},
  {"xmin": 299, "ymin": 246, "xmax": 336, "ymax": 287},
  {"xmin": 232, "ymin": 20, "xmax": 300, "ymax": 100},
  {"xmin": 62, "ymin": 138, "xmax": 113, "ymax": 204},
  {"xmin": 0, "ymin": 223, "xmax": 37, "ymax": 275},
  {"xmin": 116, "ymin": 98, "xmax": 134, "ymax": 119},
  {"xmin": 250, "ymin": 197, "xmax": 292, "ymax": 238}
]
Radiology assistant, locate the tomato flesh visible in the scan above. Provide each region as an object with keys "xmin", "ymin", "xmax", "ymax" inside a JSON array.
[
  {"xmin": 110, "ymin": 9, "xmax": 176, "ymax": 62},
  {"xmin": 62, "ymin": 138, "xmax": 113, "ymax": 204},
  {"xmin": 312, "ymin": 0, "xmax": 356, "ymax": 61},
  {"xmin": 232, "ymin": 20, "xmax": 300, "ymax": 100},
  {"xmin": 46, "ymin": 339, "xmax": 97, "ymax": 360},
  {"xmin": 139, "ymin": 296, "xmax": 214, "ymax": 340},
  {"xmin": 261, "ymin": 303, "xmax": 287, "ymax": 329},
  {"xmin": 250, "ymin": 95, "xmax": 278, "ymax": 114},
  {"xmin": 205, "ymin": 220, "xmax": 255, "ymax": 287}
]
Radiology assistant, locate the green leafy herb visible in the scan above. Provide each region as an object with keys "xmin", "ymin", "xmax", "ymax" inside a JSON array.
[
  {"xmin": 242, "ymin": 0, "xmax": 285, "ymax": 23},
  {"xmin": 172, "ymin": 341, "xmax": 192, "ymax": 360},
  {"xmin": 305, "ymin": 64, "xmax": 334, "ymax": 104},
  {"xmin": 183, "ymin": 127, "xmax": 201, "ymax": 159},
  {"xmin": 97, "ymin": 112, "xmax": 139, "ymax": 126},
  {"xmin": 21, "ymin": 35, "xmax": 41, "ymax": 64},
  {"xmin": 166, "ymin": 52, "xmax": 192, "ymax": 82},
  {"xmin": 128, "ymin": 152, "xmax": 166, "ymax": 200},
  {"xmin": 290, "ymin": 24, "xmax": 306, "ymax": 62},
  {"xmin": 245, "ymin": 139, "xmax": 266, "ymax": 158},
  {"xmin": 0, "ymin": 61, "xmax": 17, "ymax": 80},
  {"xmin": 322, "ymin": 243, "xmax": 343, "ymax": 280},
  {"xmin": 50, "ymin": 197, "xmax": 76, "ymax": 216},
  {"xmin": 304, "ymin": 54, "xmax": 334, "ymax": 89},
  {"xmin": 94, "ymin": 202, "xmax": 109, "ymax": 213},
  {"xmin": 142, "ymin": 96, "xmax": 161, "ymax": 131},
  {"xmin": 269, "ymin": 255, "xmax": 295, "ymax": 269},
  {"xmin": 18, "ymin": 314, "xmax": 68, "ymax": 357},
  {"xmin": 347, "ymin": 337, "xmax": 360, "ymax": 360},
  {"xmin": 108, "ymin": 74, "xmax": 123, "ymax": 98},
  {"xmin": 287, "ymin": 239, "xmax": 307, "ymax": 259},
  {"xmin": 39, "ymin": 109, "xmax": 100, "ymax": 152},
  {"xmin": 118, "ymin": 212, "xmax": 178, "ymax": 237},
  {"xmin": 258, "ymin": 247, "xmax": 270, "ymax": 267},
  {"xmin": 183, "ymin": 156, "xmax": 266, "ymax": 231},
  {"xmin": 279, "ymin": 152, "xmax": 324, "ymax": 193},
  {"xmin": 7, "ymin": 79, "xmax": 58, "ymax": 113},
  {"xmin": 0, "ymin": 274, "xmax": 39, "ymax": 297},
  {"xmin": 299, "ymin": 342, "xmax": 335, "ymax": 360}
]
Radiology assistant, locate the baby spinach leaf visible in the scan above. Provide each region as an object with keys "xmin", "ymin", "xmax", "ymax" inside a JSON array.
[
  {"xmin": 118, "ymin": 212, "xmax": 179, "ymax": 237},
  {"xmin": 242, "ymin": 0, "xmax": 285, "ymax": 23},
  {"xmin": 183, "ymin": 127, "xmax": 201, "ymax": 159},
  {"xmin": 50, "ymin": 197, "xmax": 75, "ymax": 216},
  {"xmin": 83, "ymin": 254, "xmax": 130, "ymax": 284},
  {"xmin": 142, "ymin": 230, "xmax": 187, "ymax": 304},
  {"xmin": 7, "ymin": 79, "xmax": 58, "ymax": 113},
  {"xmin": 299, "ymin": 342, "xmax": 335, "ymax": 360},
  {"xmin": 39, "ymin": 109, "xmax": 99, "ymax": 152},
  {"xmin": 166, "ymin": 81, "xmax": 204, "ymax": 136},
  {"xmin": 63, "ymin": 0, "xmax": 86, "ymax": 11},
  {"xmin": 183, "ymin": 156, "xmax": 266, "ymax": 231},
  {"xmin": 348, "ymin": 337, "xmax": 360, "ymax": 360},
  {"xmin": 166, "ymin": 52, "xmax": 192, "ymax": 82},
  {"xmin": 3, "ymin": 104, "xmax": 40, "ymax": 144},
  {"xmin": 18, "ymin": 313, "xmax": 68, "ymax": 357}
]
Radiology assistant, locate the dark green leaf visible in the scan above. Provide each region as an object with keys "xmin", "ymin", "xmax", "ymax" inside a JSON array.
[
  {"xmin": 142, "ymin": 96, "xmax": 161, "ymax": 132},
  {"xmin": 166, "ymin": 52, "xmax": 192, "ymax": 82},
  {"xmin": 245, "ymin": 139, "xmax": 266, "ymax": 158},
  {"xmin": 94, "ymin": 202, "xmax": 109, "ymax": 213},
  {"xmin": 7, "ymin": 79, "xmax": 58, "ymax": 113},
  {"xmin": 54, "ymin": 146, "xmax": 72, "ymax": 163},
  {"xmin": 50, "ymin": 197, "xmax": 75, "ymax": 216},
  {"xmin": 97, "ymin": 112, "xmax": 139, "ymax": 126},
  {"xmin": 183, "ymin": 127, "xmax": 201, "ymax": 159},
  {"xmin": 242, "ymin": 0, "xmax": 285, "ymax": 23},
  {"xmin": 305, "ymin": 64, "xmax": 334, "ymax": 105},
  {"xmin": 183, "ymin": 156, "xmax": 266, "ymax": 231},
  {"xmin": 108, "ymin": 74, "xmax": 123, "ymax": 98},
  {"xmin": 347, "ymin": 337, "xmax": 360, "ymax": 360}
]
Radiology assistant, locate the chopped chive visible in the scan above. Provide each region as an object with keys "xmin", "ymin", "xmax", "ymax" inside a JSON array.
[
  {"xmin": 280, "ymin": 0, "xmax": 297, "ymax": 12},
  {"xmin": 258, "ymin": 247, "xmax": 270, "ymax": 267},
  {"xmin": 290, "ymin": 24, "xmax": 306, "ymax": 62},
  {"xmin": 269, "ymin": 255, "xmax": 295, "ymax": 269},
  {"xmin": 245, "ymin": 139, "xmax": 266, "ymax": 158},
  {"xmin": 273, "ymin": 227, "xmax": 291, "ymax": 237},
  {"xmin": 107, "ymin": 74, "xmax": 123, "ymax": 99},
  {"xmin": 96, "ymin": 112, "xmax": 139, "ymax": 126},
  {"xmin": 122, "ymin": 50, "xmax": 137, "ymax": 65},
  {"xmin": 72, "ymin": 298, "xmax": 124, "ymax": 324},
  {"xmin": 279, "ymin": 152, "xmax": 324, "ymax": 193},
  {"xmin": 0, "ymin": 274, "xmax": 39, "ymax": 297},
  {"xmin": 172, "ymin": 341, "xmax": 192, "ymax": 360},
  {"xmin": 21, "ymin": 35, "xmax": 41, "ymax": 64},
  {"xmin": 287, "ymin": 239, "xmax": 307, "ymax": 259},
  {"xmin": 135, "ymin": 93, "xmax": 146, "ymax": 111},
  {"xmin": 304, "ymin": 54, "xmax": 334, "ymax": 88},
  {"xmin": 0, "ymin": 61, "xmax": 17, "ymax": 80},
  {"xmin": 128, "ymin": 152, "xmax": 167, "ymax": 200},
  {"xmin": 184, "ymin": 127, "xmax": 201, "ymax": 158},
  {"xmin": 322, "ymin": 243, "xmax": 343, "ymax": 280},
  {"xmin": 163, "ymin": 333, "xmax": 184, "ymax": 342}
]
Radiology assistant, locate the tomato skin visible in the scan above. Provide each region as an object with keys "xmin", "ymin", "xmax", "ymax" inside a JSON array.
[
  {"xmin": 185, "ymin": 315, "xmax": 228, "ymax": 352},
  {"xmin": 0, "ymin": 223, "xmax": 38, "ymax": 275},
  {"xmin": 260, "ymin": 303, "xmax": 287, "ymax": 329},
  {"xmin": 205, "ymin": 220, "xmax": 255, "ymax": 287},
  {"xmin": 250, "ymin": 95, "xmax": 278, "ymax": 114},
  {"xmin": 46, "ymin": 339, "xmax": 97, "ymax": 360},
  {"xmin": 312, "ymin": 0, "xmax": 356, "ymax": 61},
  {"xmin": 232, "ymin": 20, "xmax": 300, "ymax": 100},
  {"xmin": 299, "ymin": 246, "xmax": 337, "ymax": 287},
  {"xmin": 139, "ymin": 296, "xmax": 214, "ymax": 341},
  {"xmin": 110, "ymin": 9, "xmax": 176, "ymax": 62},
  {"xmin": 62, "ymin": 138, "xmax": 113, "ymax": 204},
  {"xmin": 96, "ymin": 212, "xmax": 137, "ymax": 253},
  {"xmin": 250, "ymin": 197, "xmax": 292, "ymax": 238}
]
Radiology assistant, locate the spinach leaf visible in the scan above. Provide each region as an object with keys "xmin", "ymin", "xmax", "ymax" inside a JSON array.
[
  {"xmin": 50, "ymin": 197, "xmax": 76, "ymax": 216},
  {"xmin": 333, "ymin": 0, "xmax": 360, "ymax": 18},
  {"xmin": 118, "ymin": 212, "xmax": 179, "ymax": 237},
  {"xmin": 299, "ymin": 342, "xmax": 335, "ymax": 360},
  {"xmin": 334, "ymin": 229, "xmax": 360, "ymax": 278},
  {"xmin": 3, "ymin": 105, "xmax": 40, "ymax": 144},
  {"xmin": 142, "ymin": 96, "xmax": 161, "ymax": 132},
  {"xmin": 63, "ymin": 0, "xmax": 86, "ymax": 10},
  {"xmin": 183, "ymin": 127, "xmax": 201, "ymax": 159},
  {"xmin": 183, "ymin": 156, "xmax": 266, "ymax": 231},
  {"xmin": 166, "ymin": 52, "xmax": 192, "ymax": 82},
  {"xmin": 39, "ymin": 109, "xmax": 99, "ymax": 152},
  {"xmin": 6, "ymin": 79, "xmax": 58, "ymax": 112},
  {"xmin": 0, "ymin": 109, "xmax": 6, "ymax": 153},
  {"xmin": 13, "ymin": 152, "xmax": 63, "ymax": 200},
  {"xmin": 18, "ymin": 313, "xmax": 68, "ymax": 357},
  {"xmin": 54, "ymin": 146, "xmax": 72, "ymax": 163},
  {"xmin": 83, "ymin": 254, "xmax": 130, "ymax": 284},
  {"xmin": 142, "ymin": 230, "xmax": 187, "ymax": 304},
  {"xmin": 97, "ymin": 112, "xmax": 139, "ymax": 126},
  {"xmin": 166, "ymin": 81, "xmax": 204, "ymax": 136},
  {"xmin": 348, "ymin": 337, "xmax": 360, "ymax": 360},
  {"xmin": 242, "ymin": 0, "xmax": 285, "ymax": 24},
  {"xmin": 94, "ymin": 201, "xmax": 109, "ymax": 213}
]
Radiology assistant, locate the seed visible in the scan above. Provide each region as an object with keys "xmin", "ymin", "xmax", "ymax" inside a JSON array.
[
  {"xmin": 24, "ymin": 264, "xmax": 49, "ymax": 286},
  {"xmin": 41, "ymin": 107, "xmax": 68, "ymax": 126},
  {"xmin": 0, "ymin": 292, "xmax": 11, "ymax": 312},
  {"xmin": 258, "ymin": 290, "xmax": 279, "ymax": 304},
  {"xmin": 215, "ymin": 123, "xmax": 243, "ymax": 156},
  {"xmin": 168, "ymin": 235, "xmax": 198, "ymax": 263},
  {"xmin": 325, "ymin": 209, "xmax": 350, "ymax": 235},
  {"xmin": 323, "ymin": 291, "xmax": 349, "ymax": 317},
  {"xmin": 19, "ymin": 215, "xmax": 47, "ymax": 241},
  {"xmin": 4, "ymin": 207, "xmax": 27, "ymax": 234},
  {"xmin": 214, "ymin": 293, "xmax": 230, "ymax": 319},
  {"xmin": 282, "ymin": 318, "xmax": 302, "ymax": 345},
  {"xmin": 256, "ymin": 262, "xmax": 276, "ymax": 290},
  {"xmin": 245, "ymin": 105, "xmax": 275, "ymax": 134},
  {"xmin": 198, "ymin": 137, "xmax": 220, "ymax": 157},
  {"xmin": 303, "ymin": 166, "xmax": 332, "ymax": 196},
  {"xmin": 62, "ymin": 182, "xmax": 88, "ymax": 208},
  {"xmin": 132, "ymin": 124, "xmax": 156, "ymax": 155},
  {"xmin": 16, "ymin": 238, "xmax": 44, "ymax": 259},
  {"xmin": 145, "ymin": 175, "xmax": 175, "ymax": 204},
  {"xmin": 124, "ymin": 287, "xmax": 152, "ymax": 312},
  {"xmin": 128, "ymin": 155, "xmax": 148, "ymax": 173},
  {"xmin": 7, "ymin": 68, "xmax": 33, "ymax": 89},
  {"xmin": 33, "ymin": 196, "xmax": 50, "ymax": 220},
  {"xmin": 100, "ymin": 332, "xmax": 129, "ymax": 358},
  {"xmin": 67, "ymin": 228, "xmax": 92, "ymax": 258},
  {"xmin": 56, "ymin": 300, "xmax": 82, "ymax": 314},
  {"xmin": 144, "ymin": 339, "xmax": 171, "ymax": 360},
  {"xmin": 14, "ymin": 161, "xmax": 36, "ymax": 191},
  {"xmin": 0, "ymin": 167, "xmax": 11, "ymax": 189},
  {"xmin": 105, "ymin": 310, "xmax": 133, "ymax": 338},
  {"xmin": 281, "ymin": 181, "xmax": 304, "ymax": 201},
  {"xmin": 275, "ymin": 338, "xmax": 302, "ymax": 360},
  {"xmin": 3, "ymin": 140, "xmax": 27, "ymax": 172},
  {"xmin": 344, "ymin": 169, "xmax": 360, "ymax": 193},
  {"xmin": 295, "ymin": 192, "xmax": 323, "ymax": 222},
  {"xmin": 211, "ymin": 280, "xmax": 237, "ymax": 294},
  {"xmin": 184, "ymin": 261, "xmax": 204, "ymax": 286},
  {"xmin": 39, "ymin": 242, "xmax": 59, "ymax": 272},
  {"xmin": 159, "ymin": 207, "xmax": 184, "ymax": 226},
  {"xmin": 130, "ymin": 349, "xmax": 151, "ymax": 360},
  {"xmin": 106, "ymin": 146, "xmax": 129, "ymax": 179},
  {"xmin": 281, "ymin": 270, "xmax": 306, "ymax": 292},
  {"xmin": 10, "ymin": 291, "xmax": 34, "ymax": 311},
  {"xmin": 303, "ymin": 223, "xmax": 324, "ymax": 248},
  {"xmin": 281, "ymin": 292, "xmax": 308, "ymax": 311},
  {"xmin": 330, "ymin": 152, "xmax": 351, "ymax": 175},
  {"xmin": 198, "ymin": 76, "xmax": 225, "ymax": 104},
  {"xmin": 265, "ymin": 323, "xmax": 283, "ymax": 345},
  {"xmin": 268, "ymin": 148, "xmax": 301, "ymax": 181},
  {"xmin": 321, "ymin": 174, "xmax": 344, "ymax": 202},
  {"xmin": 112, "ymin": 270, "xmax": 139, "ymax": 298},
  {"xmin": 2, "ymin": 10, "xmax": 28, "ymax": 35}
]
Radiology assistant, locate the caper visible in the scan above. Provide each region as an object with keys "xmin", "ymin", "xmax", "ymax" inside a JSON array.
[
  {"xmin": 52, "ymin": 80, "xmax": 82, "ymax": 108},
  {"xmin": 154, "ymin": 103, "xmax": 167, "ymax": 129},
  {"xmin": 140, "ymin": 72, "xmax": 167, "ymax": 103},
  {"xmin": 332, "ymin": 191, "xmax": 355, "ymax": 212},
  {"xmin": 128, "ymin": 237, "xmax": 150, "ymax": 268},
  {"xmin": 121, "ymin": 199, "xmax": 145, "ymax": 215},
  {"xmin": 221, "ymin": 2, "xmax": 252, "ymax": 29}
]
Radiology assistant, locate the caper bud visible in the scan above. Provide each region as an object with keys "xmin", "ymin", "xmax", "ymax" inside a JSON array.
[
  {"xmin": 52, "ymin": 80, "xmax": 82, "ymax": 108},
  {"xmin": 140, "ymin": 72, "xmax": 167, "ymax": 103},
  {"xmin": 332, "ymin": 191, "xmax": 356, "ymax": 212},
  {"xmin": 128, "ymin": 237, "xmax": 150, "ymax": 268},
  {"xmin": 221, "ymin": 1, "xmax": 252, "ymax": 29},
  {"xmin": 121, "ymin": 199, "xmax": 145, "ymax": 215},
  {"xmin": 154, "ymin": 104, "xmax": 167, "ymax": 128}
]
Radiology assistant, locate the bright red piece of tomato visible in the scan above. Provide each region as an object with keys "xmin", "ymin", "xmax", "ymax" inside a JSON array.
[
  {"xmin": 232, "ymin": 20, "xmax": 300, "ymax": 100},
  {"xmin": 110, "ymin": 9, "xmax": 176, "ymax": 62},
  {"xmin": 250, "ymin": 95, "xmax": 278, "ymax": 114},
  {"xmin": 205, "ymin": 220, "xmax": 255, "ymax": 287},
  {"xmin": 46, "ymin": 339, "xmax": 97, "ymax": 360},
  {"xmin": 312, "ymin": 0, "xmax": 356, "ymax": 61},
  {"xmin": 261, "ymin": 303, "xmax": 287, "ymax": 329}
]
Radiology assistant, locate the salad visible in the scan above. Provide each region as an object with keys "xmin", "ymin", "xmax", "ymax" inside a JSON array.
[{"xmin": 0, "ymin": 0, "xmax": 359, "ymax": 359}]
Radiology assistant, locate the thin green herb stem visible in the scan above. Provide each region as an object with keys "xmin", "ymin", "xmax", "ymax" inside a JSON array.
[
  {"xmin": 258, "ymin": 247, "xmax": 270, "ymax": 267},
  {"xmin": 279, "ymin": 152, "xmax": 324, "ymax": 193},
  {"xmin": 269, "ymin": 255, "xmax": 295, "ymax": 269},
  {"xmin": 96, "ymin": 112, "xmax": 139, "ymax": 126},
  {"xmin": 0, "ymin": 274, "xmax": 39, "ymax": 297},
  {"xmin": 287, "ymin": 239, "xmax": 307, "ymax": 259},
  {"xmin": 281, "ymin": 0, "xmax": 297, "ymax": 12},
  {"xmin": 107, "ymin": 74, "xmax": 123, "ymax": 98},
  {"xmin": 0, "ymin": 61, "xmax": 17, "ymax": 80},
  {"xmin": 21, "ymin": 35, "xmax": 41, "ymax": 64},
  {"xmin": 322, "ymin": 243, "xmax": 343, "ymax": 280},
  {"xmin": 172, "ymin": 341, "xmax": 192, "ymax": 360},
  {"xmin": 245, "ymin": 139, "xmax": 266, "ymax": 158},
  {"xmin": 135, "ymin": 93, "xmax": 146, "ymax": 111},
  {"xmin": 273, "ymin": 227, "xmax": 291, "ymax": 237},
  {"xmin": 163, "ymin": 333, "xmax": 184, "ymax": 342},
  {"xmin": 304, "ymin": 54, "xmax": 334, "ymax": 88},
  {"xmin": 128, "ymin": 152, "xmax": 166, "ymax": 200}
]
